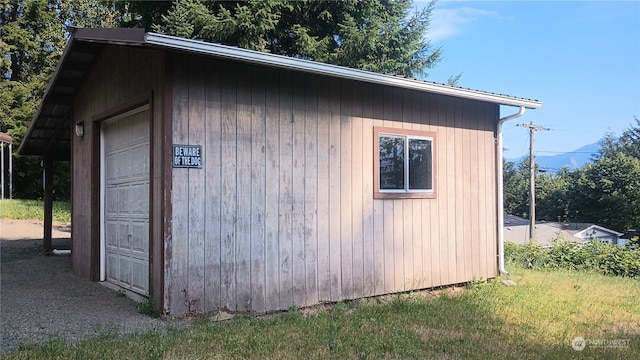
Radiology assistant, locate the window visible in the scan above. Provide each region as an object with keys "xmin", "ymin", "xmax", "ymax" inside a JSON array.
[{"xmin": 374, "ymin": 127, "xmax": 436, "ymax": 199}]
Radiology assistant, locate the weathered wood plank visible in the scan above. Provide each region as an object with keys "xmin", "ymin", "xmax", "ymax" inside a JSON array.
[
  {"xmin": 444, "ymin": 96, "xmax": 457, "ymax": 285},
  {"xmin": 264, "ymin": 71, "xmax": 281, "ymax": 311},
  {"xmin": 203, "ymin": 59, "xmax": 222, "ymax": 313},
  {"xmin": 454, "ymin": 98, "xmax": 465, "ymax": 284},
  {"xmin": 421, "ymin": 93, "xmax": 434, "ymax": 289},
  {"xmin": 462, "ymin": 103, "xmax": 478, "ymax": 280},
  {"xmin": 250, "ymin": 66, "xmax": 267, "ymax": 314},
  {"xmin": 361, "ymin": 83, "xmax": 376, "ymax": 297},
  {"xmin": 476, "ymin": 102, "xmax": 488, "ymax": 279},
  {"xmin": 410, "ymin": 91, "xmax": 425, "ymax": 289},
  {"xmin": 393, "ymin": 89, "xmax": 405, "ymax": 292},
  {"xmin": 401, "ymin": 90, "xmax": 415, "ymax": 290},
  {"xmin": 187, "ymin": 56, "xmax": 206, "ymax": 313},
  {"xmin": 328, "ymin": 78, "xmax": 342, "ymax": 301},
  {"xmin": 469, "ymin": 103, "xmax": 481, "ymax": 279},
  {"xmin": 316, "ymin": 77, "xmax": 331, "ymax": 302},
  {"xmin": 485, "ymin": 104, "xmax": 498, "ymax": 278},
  {"xmin": 151, "ymin": 52, "xmax": 165, "ymax": 311},
  {"xmin": 382, "ymin": 86, "xmax": 395, "ymax": 293},
  {"xmin": 488, "ymin": 105, "xmax": 498, "ymax": 276},
  {"xmin": 304, "ymin": 74, "xmax": 319, "ymax": 306},
  {"xmin": 170, "ymin": 55, "xmax": 190, "ymax": 315},
  {"xmin": 429, "ymin": 95, "xmax": 439, "ymax": 287},
  {"xmin": 371, "ymin": 85, "xmax": 386, "ymax": 296},
  {"xmin": 235, "ymin": 64, "xmax": 253, "ymax": 312},
  {"xmin": 340, "ymin": 80, "xmax": 354, "ymax": 299},
  {"xmin": 350, "ymin": 82, "xmax": 364, "ymax": 299},
  {"xmin": 292, "ymin": 76, "xmax": 307, "ymax": 306},
  {"xmin": 219, "ymin": 61, "xmax": 237, "ymax": 311},
  {"xmin": 279, "ymin": 71, "xmax": 294, "ymax": 309}
]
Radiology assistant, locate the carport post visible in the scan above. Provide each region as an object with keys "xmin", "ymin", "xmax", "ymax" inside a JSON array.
[{"xmin": 43, "ymin": 156, "xmax": 54, "ymax": 254}]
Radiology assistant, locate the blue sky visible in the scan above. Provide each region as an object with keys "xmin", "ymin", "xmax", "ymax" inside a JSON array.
[{"xmin": 418, "ymin": 0, "xmax": 640, "ymax": 159}]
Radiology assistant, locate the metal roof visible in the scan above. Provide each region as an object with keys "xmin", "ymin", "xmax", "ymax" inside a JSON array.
[{"xmin": 19, "ymin": 27, "xmax": 542, "ymax": 158}]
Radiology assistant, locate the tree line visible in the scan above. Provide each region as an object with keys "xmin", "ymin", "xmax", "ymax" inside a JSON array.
[
  {"xmin": 504, "ymin": 118, "xmax": 640, "ymax": 234},
  {"xmin": 1, "ymin": 0, "xmax": 441, "ymax": 200}
]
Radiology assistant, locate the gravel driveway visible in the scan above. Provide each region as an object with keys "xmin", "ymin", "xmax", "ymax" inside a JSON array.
[{"xmin": 0, "ymin": 220, "xmax": 172, "ymax": 354}]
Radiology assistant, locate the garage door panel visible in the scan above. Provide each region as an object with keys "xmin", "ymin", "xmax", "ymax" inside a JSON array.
[
  {"xmin": 118, "ymin": 122, "xmax": 132, "ymax": 147},
  {"xmin": 130, "ymin": 112, "xmax": 148, "ymax": 142},
  {"xmin": 130, "ymin": 221, "xmax": 148, "ymax": 254},
  {"xmin": 117, "ymin": 222, "xmax": 131, "ymax": 250},
  {"xmin": 106, "ymin": 221, "xmax": 118, "ymax": 248},
  {"xmin": 105, "ymin": 154, "xmax": 118, "ymax": 181},
  {"xmin": 118, "ymin": 187, "xmax": 131, "ymax": 214},
  {"xmin": 106, "ymin": 253, "xmax": 118, "ymax": 282},
  {"xmin": 131, "ymin": 258, "xmax": 148, "ymax": 293},
  {"xmin": 105, "ymin": 187, "xmax": 119, "ymax": 214},
  {"xmin": 129, "ymin": 183, "xmax": 149, "ymax": 215},
  {"xmin": 130, "ymin": 146, "xmax": 149, "ymax": 178},
  {"xmin": 119, "ymin": 256, "xmax": 132, "ymax": 286}
]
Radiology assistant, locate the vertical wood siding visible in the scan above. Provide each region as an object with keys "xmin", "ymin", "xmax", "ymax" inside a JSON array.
[
  {"xmin": 72, "ymin": 46, "xmax": 165, "ymax": 311},
  {"xmin": 169, "ymin": 54, "xmax": 499, "ymax": 315}
]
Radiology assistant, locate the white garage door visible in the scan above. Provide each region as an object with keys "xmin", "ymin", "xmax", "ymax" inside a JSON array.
[{"xmin": 102, "ymin": 107, "xmax": 150, "ymax": 295}]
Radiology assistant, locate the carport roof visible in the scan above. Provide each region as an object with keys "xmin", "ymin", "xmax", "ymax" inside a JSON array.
[{"xmin": 19, "ymin": 27, "xmax": 542, "ymax": 159}]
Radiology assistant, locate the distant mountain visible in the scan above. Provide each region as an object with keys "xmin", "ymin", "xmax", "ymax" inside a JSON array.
[{"xmin": 507, "ymin": 141, "xmax": 602, "ymax": 172}]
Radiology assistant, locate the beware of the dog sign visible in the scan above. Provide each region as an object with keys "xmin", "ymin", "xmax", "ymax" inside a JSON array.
[{"xmin": 173, "ymin": 145, "xmax": 202, "ymax": 168}]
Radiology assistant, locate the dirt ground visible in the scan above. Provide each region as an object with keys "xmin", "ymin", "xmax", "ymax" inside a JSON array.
[
  {"xmin": 0, "ymin": 219, "xmax": 71, "ymax": 242},
  {"xmin": 0, "ymin": 219, "xmax": 171, "ymax": 354}
]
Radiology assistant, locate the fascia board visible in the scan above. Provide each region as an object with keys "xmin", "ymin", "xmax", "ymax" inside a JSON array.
[{"xmin": 145, "ymin": 33, "xmax": 542, "ymax": 109}]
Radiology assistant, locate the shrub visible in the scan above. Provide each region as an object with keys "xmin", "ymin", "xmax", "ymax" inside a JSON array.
[
  {"xmin": 505, "ymin": 240, "xmax": 640, "ymax": 278},
  {"xmin": 504, "ymin": 241, "xmax": 549, "ymax": 269}
]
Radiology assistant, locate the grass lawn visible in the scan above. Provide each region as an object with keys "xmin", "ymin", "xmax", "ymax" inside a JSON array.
[
  {"xmin": 0, "ymin": 199, "xmax": 71, "ymax": 223},
  {"xmin": 7, "ymin": 265, "xmax": 639, "ymax": 359}
]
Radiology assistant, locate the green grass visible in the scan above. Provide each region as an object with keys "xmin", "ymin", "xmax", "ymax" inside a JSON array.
[
  {"xmin": 0, "ymin": 199, "xmax": 71, "ymax": 223},
  {"xmin": 6, "ymin": 265, "xmax": 639, "ymax": 359}
]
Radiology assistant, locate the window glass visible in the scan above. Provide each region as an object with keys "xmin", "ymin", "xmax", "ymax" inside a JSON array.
[
  {"xmin": 408, "ymin": 138, "xmax": 432, "ymax": 190},
  {"xmin": 379, "ymin": 135, "xmax": 405, "ymax": 190}
]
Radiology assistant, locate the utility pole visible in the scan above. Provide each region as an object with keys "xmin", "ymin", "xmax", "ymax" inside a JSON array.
[{"xmin": 517, "ymin": 121, "xmax": 549, "ymax": 240}]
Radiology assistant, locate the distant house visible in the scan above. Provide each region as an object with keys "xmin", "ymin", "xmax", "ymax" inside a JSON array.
[
  {"xmin": 18, "ymin": 28, "xmax": 542, "ymax": 317},
  {"xmin": 504, "ymin": 215, "xmax": 624, "ymax": 247}
]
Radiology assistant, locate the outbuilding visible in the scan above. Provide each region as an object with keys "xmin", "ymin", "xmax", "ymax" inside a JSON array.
[{"xmin": 19, "ymin": 27, "xmax": 541, "ymax": 316}]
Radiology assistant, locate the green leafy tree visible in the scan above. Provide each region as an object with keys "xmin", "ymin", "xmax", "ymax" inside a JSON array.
[
  {"xmin": 503, "ymin": 160, "xmax": 529, "ymax": 218},
  {"xmin": 154, "ymin": 0, "xmax": 442, "ymax": 77},
  {"xmin": 568, "ymin": 153, "xmax": 640, "ymax": 232},
  {"xmin": 535, "ymin": 168, "xmax": 574, "ymax": 222}
]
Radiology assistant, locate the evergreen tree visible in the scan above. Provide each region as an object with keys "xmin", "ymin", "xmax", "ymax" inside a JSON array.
[
  {"xmin": 154, "ymin": 0, "xmax": 442, "ymax": 77},
  {"xmin": 598, "ymin": 117, "xmax": 640, "ymax": 161},
  {"xmin": 0, "ymin": 0, "xmax": 67, "ymax": 143},
  {"xmin": 2, "ymin": 0, "xmax": 443, "ymax": 199},
  {"xmin": 0, "ymin": 0, "xmax": 119, "ymax": 199}
]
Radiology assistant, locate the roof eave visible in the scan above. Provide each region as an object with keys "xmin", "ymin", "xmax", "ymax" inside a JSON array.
[
  {"xmin": 144, "ymin": 32, "xmax": 542, "ymax": 109},
  {"xmin": 19, "ymin": 29, "xmax": 542, "ymax": 157},
  {"xmin": 18, "ymin": 28, "xmax": 147, "ymax": 157},
  {"xmin": 17, "ymin": 34, "xmax": 77, "ymax": 156}
]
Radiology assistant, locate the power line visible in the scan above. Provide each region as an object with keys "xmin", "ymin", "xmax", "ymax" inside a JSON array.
[{"xmin": 536, "ymin": 151, "xmax": 598, "ymax": 154}]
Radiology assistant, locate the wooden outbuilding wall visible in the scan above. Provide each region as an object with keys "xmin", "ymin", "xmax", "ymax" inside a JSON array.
[
  {"xmin": 71, "ymin": 46, "xmax": 166, "ymax": 309},
  {"xmin": 167, "ymin": 53, "xmax": 499, "ymax": 315}
]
